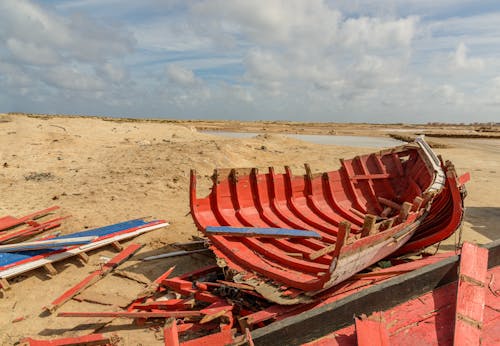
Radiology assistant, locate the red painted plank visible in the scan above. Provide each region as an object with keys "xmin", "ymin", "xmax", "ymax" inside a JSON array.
[
  {"xmin": 453, "ymin": 242, "xmax": 489, "ymax": 346},
  {"xmin": 164, "ymin": 318, "xmax": 180, "ymax": 346},
  {"xmin": 58, "ymin": 311, "xmax": 201, "ymax": 318},
  {"xmin": 19, "ymin": 333, "xmax": 112, "ymax": 346},
  {"xmin": 355, "ymin": 313, "xmax": 390, "ymax": 346},
  {"xmin": 0, "ymin": 217, "xmax": 65, "ymax": 244},
  {"xmin": 46, "ymin": 243, "xmax": 142, "ymax": 312},
  {"xmin": 0, "ymin": 206, "xmax": 59, "ymax": 231}
]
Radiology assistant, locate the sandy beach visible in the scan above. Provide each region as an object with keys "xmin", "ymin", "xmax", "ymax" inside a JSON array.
[{"xmin": 0, "ymin": 113, "xmax": 498, "ymax": 344}]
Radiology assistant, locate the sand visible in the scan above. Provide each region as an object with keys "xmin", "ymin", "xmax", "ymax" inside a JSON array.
[{"xmin": 0, "ymin": 113, "xmax": 498, "ymax": 344}]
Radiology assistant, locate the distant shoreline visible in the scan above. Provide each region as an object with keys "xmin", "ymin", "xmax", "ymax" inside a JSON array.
[{"xmin": 3, "ymin": 112, "xmax": 500, "ymax": 139}]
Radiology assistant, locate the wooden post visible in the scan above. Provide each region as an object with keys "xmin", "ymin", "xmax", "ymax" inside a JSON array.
[
  {"xmin": 309, "ymin": 222, "xmax": 351, "ymax": 261},
  {"xmin": 0, "ymin": 278, "xmax": 10, "ymax": 291},
  {"xmin": 333, "ymin": 222, "xmax": 350, "ymax": 260},
  {"xmin": 77, "ymin": 252, "xmax": 89, "ymax": 263},
  {"xmin": 43, "ymin": 263, "xmax": 57, "ymax": 276},
  {"xmin": 111, "ymin": 241, "xmax": 123, "ymax": 252},
  {"xmin": 361, "ymin": 214, "xmax": 377, "ymax": 237},
  {"xmin": 398, "ymin": 202, "xmax": 412, "ymax": 222},
  {"xmin": 412, "ymin": 196, "xmax": 423, "ymax": 211}
]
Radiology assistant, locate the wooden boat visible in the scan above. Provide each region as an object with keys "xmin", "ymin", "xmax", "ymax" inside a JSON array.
[{"xmin": 190, "ymin": 137, "xmax": 467, "ymax": 303}]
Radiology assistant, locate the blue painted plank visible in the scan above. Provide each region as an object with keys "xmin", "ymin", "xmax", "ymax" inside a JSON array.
[
  {"xmin": 205, "ymin": 226, "xmax": 322, "ymax": 239},
  {"xmin": 0, "ymin": 219, "xmax": 151, "ymax": 268}
]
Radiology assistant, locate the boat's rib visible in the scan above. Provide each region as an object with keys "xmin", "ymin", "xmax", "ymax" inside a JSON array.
[
  {"xmin": 353, "ymin": 156, "xmax": 384, "ymax": 213},
  {"xmin": 323, "ymin": 171, "xmax": 364, "ymax": 226},
  {"xmin": 304, "ymin": 164, "xmax": 364, "ymax": 231},
  {"xmin": 283, "ymin": 166, "xmax": 339, "ymax": 236},
  {"xmin": 339, "ymin": 159, "xmax": 369, "ymax": 214},
  {"xmin": 268, "ymin": 167, "xmax": 337, "ymax": 244}
]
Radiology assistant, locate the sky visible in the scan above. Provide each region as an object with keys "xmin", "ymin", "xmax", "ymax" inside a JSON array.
[{"xmin": 0, "ymin": 0, "xmax": 499, "ymax": 123}]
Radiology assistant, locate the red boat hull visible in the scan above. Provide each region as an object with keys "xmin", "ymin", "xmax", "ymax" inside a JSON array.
[{"xmin": 190, "ymin": 138, "xmax": 466, "ymax": 302}]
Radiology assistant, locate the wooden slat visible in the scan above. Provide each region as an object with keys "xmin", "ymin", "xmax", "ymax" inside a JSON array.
[
  {"xmin": 205, "ymin": 226, "xmax": 321, "ymax": 239},
  {"xmin": 164, "ymin": 318, "xmax": 180, "ymax": 346},
  {"xmin": 308, "ymin": 222, "xmax": 350, "ymax": 260},
  {"xmin": 453, "ymin": 242, "xmax": 489, "ymax": 346},
  {"xmin": 45, "ymin": 243, "xmax": 142, "ymax": 312},
  {"xmin": 58, "ymin": 311, "xmax": 202, "ymax": 318},
  {"xmin": 19, "ymin": 333, "xmax": 113, "ymax": 346},
  {"xmin": 0, "ymin": 236, "xmax": 96, "ymax": 252}
]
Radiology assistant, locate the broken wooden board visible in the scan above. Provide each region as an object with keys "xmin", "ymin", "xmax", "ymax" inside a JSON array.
[
  {"xmin": 73, "ymin": 291, "xmax": 132, "ymax": 308},
  {"xmin": 0, "ymin": 220, "xmax": 168, "ymax": 283},
  {"xmin": 19, "ymin": 333, "xmax": 116, "ymax": 346},
  {"xmin": 205, "ymin": 226, "xmax": 322, "ymax": 239},
  {"xmin": 0, "ymin": 206, "xmax": 59, "ymax": 231},
  {"xmin": 45, "ymin": 243, "xmax": 142, "ymax": 312},
  {"xmin": 453, "ymin": 242, "xmax": 489, "ymax": 346}
]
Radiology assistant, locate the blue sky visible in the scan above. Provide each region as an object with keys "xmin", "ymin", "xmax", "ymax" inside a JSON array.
[{"xmin": 1, "ymin": 1, "xmax": 499, "ymax": 123}]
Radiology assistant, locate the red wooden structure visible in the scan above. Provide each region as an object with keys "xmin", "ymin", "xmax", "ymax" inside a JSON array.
[{"xmin": 190, "ymin": 137, "xmax": 467, "ymax": 302}]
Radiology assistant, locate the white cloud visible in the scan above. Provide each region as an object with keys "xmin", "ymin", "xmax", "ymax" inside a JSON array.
[
  {"xmin": 6, "ymin": 38, "xmax": 60, "ymax": 65},
  {"xmin": 165, "ymin": 64, "xmax": 200, "ymax": 87},
  {"xmin": 451, "ymin": 42, "xmax": 484, "ymax": 71},
  {"xmin": 43, "ymin": 66, "xmax": 106, "ymax": 91}
]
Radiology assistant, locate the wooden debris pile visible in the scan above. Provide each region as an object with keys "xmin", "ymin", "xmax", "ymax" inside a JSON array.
[{"xmin": 0, "ymin": 206, "xmax": 169, "ymax": 291}]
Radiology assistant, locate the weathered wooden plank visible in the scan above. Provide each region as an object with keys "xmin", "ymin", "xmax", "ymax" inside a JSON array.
[
  {"xmin": 45, "ymin": 243, "xmax": 142, "ymax": 312},
  {"xmin": 19, "ymin": 333, "xmax": 113, "ymax": 346},
  {"xmin": 58, "ymin": 311, "xmax": 202, "ymax": 318},
  {"xmin": 0, "ymin": 206, "xmax": 59, "ymax": 232},
  {"xmin": 142, "ymin": 249, "xmax": 211, "ymax": 261},
  {"xmin": 205, "ymin": 226, "xmax": 321, "ymax": 239},
  {"xmin": 0, "ymin": 236, "xmax": 96, "ymax": 252},
  {"xmin": 164, "ymin": 318, "xmax": 180, "ymax": 346},
  {"xmin": 453, "ymin": 242, "xmax": 489, "ymax": 346}
]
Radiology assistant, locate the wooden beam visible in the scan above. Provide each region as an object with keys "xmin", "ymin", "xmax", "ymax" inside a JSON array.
[
  {"xmin": 249, "ymin": 239, "xmax": 500, "ymax": 346},
  {"xmin": 377, "ymin": 197, "xmax": 401, "ymax": 211},
  {"xmin": 453, "ymin": 242, "xmax": 489, "ymax": 346},
  {"xmin": 45, "ymin": 243, "xmax": 142, "ymax": 312},
  {"xmin": 205, "ymin": 226, "xmax": 321, "ymax": 239}
]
